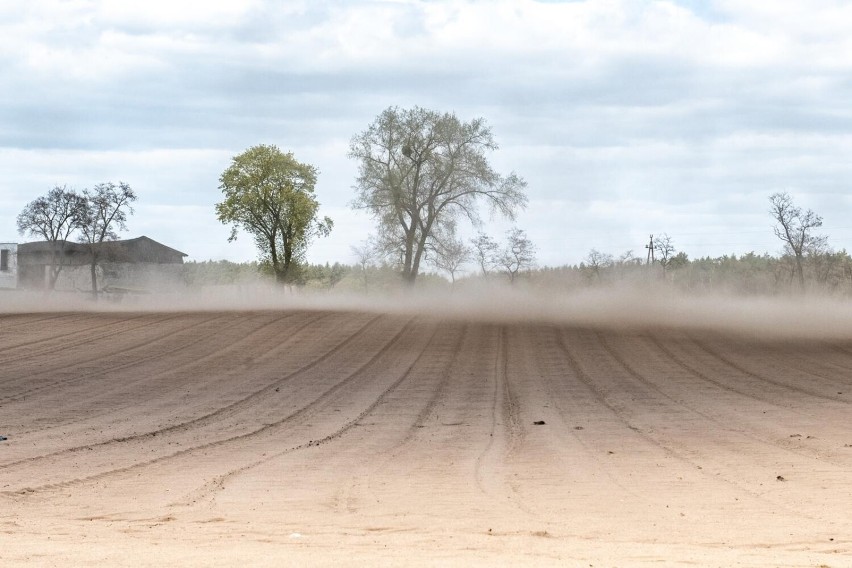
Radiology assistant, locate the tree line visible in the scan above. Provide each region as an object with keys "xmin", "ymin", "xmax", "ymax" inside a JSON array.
[{"xmin": 16, "ymin": 104, "xmax": 839, "ymax": 296}]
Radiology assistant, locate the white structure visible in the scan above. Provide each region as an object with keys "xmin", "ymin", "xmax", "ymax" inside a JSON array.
[{"xmin": 0, "ymin": 242, "xmax": 17, "ymax": 289}]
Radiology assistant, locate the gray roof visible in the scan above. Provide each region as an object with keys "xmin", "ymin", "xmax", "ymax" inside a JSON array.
[{"xmin": 19, "ymin": 236, "xmax": 187, "ymax": 262}]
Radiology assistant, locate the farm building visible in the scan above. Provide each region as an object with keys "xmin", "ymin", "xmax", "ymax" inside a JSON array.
[
  {"xmin": 0, "ymin": 242, "xmax": 18, "ymax": 289},
  {"xmin": 17, "ymin": 236, "xmax": 187, "ymax": 292}
]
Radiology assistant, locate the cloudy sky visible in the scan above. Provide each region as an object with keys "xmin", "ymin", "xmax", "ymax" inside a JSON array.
[{"xmin": 2, "ymin": 0, "xmax": 852, "ymax": 268}]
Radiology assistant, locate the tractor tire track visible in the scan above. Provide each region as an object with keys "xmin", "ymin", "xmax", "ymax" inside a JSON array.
[
  {"xmin": 554, "ymin": 327, "xmax": 829, "ymax": 520},
  {"xmin": 0, "ymin": 313, "xmax": 227, "ymax": 400},
  {"xmin": 0, "ymin": 313, "xmax": 155, "ymax": 366},
  {"xmin": 596, "ymin": 331, "xmax": 849, "ymax": 466},
  {"xmin": 682, "ymin": 333, "xmax": 845, "ymax": 403},
  {"xmin": 175, "ymin": 320, "xmax": 444, "ymax": 506},
  {"xmin": 4, "ymin": 312, "xmax": 307, "ymax": 436},
  {"xmin": 0, "ymin": 315, "xmax": 408, "ymax": 486}
]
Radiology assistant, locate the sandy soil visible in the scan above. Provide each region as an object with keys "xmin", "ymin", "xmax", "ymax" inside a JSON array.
[{"xmin": 1, "ymin": 309, "xmax": 850, "ymax": 566}]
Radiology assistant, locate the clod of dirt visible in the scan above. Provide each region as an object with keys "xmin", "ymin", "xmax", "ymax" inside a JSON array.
[
  {"xmin": 776, "ymin": 475, "xmax": 786, "ymax": 481},
  {"xmin": 533, "ymin": 420, "xmax": 546, "ymax": 425},
  {"xmin": 275, "ymin": 387, "xmax": 280, "ymax": 392}
]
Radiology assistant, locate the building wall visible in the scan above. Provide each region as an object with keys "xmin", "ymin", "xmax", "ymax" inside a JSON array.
[
  {"xmin": 0, "ymin": 243, "xmax": 17, "ymax": 289},
  {"xmin": 100, "ymin": 262, "xmax": 186, "ymax": 291},
  {"xmin": 49, "ymin": 262, "xmax": 186, "ymax": 293}
]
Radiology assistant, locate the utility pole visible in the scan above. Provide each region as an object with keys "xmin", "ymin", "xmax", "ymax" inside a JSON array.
[{"xmin": 645, "ymin": 234, "xmax": 655, "ymax": 266}]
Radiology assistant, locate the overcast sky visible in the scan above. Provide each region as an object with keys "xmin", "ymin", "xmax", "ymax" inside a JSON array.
[{"xmin": 2, "ymin": 0, "xmax": 852, "ymax": 268}]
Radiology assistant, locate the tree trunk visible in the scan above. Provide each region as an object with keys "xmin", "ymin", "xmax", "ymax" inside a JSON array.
[
  {"xmin": 48, "ymin": 249, "xmax": 63, "ymax": 291},
  {"xmin": 90, "ymin": 260, "xmax": 98, "ymax": 301},
  {"xmin": 795, "ymin": 253, "xmax": 805, "ymax": 291},
  {"xmin": 402, "ymin": 230, "xmax": 417, "ymax": 285},
  {"xmin": 48, "ymin": 266, "xmax": 61, "ymax": 291}
]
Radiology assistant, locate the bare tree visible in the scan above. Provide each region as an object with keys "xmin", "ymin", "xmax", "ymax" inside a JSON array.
[
  {"xmin": 79, "ymin": 182, "xmax": 137, "ymax": 299},
  {"xmin": 616, "ymin": 249, "xmax": 641, "ymax": 279},
  {"xmin": 16, "ymin": 185, "xmax": 87, "ymax": 290},
  {"xmin": 653, "ymin": 233, "xmax": 677, "ymax": 274},
  {"xmin": 584, "ymin": 249, "xmax": 613, "ymax": 280},
  {"xmin": 496, "ymin": 227, "xmax": 536, "ymax": 284},
  {"xmin": 350, "ymin": 237, "xmax": 378, "ymax": 292},
  {"xmin": 471, "ymin": 233, "xmax": 499, "ymax": 277},
  {"xmin": 428, "ymin": 235, "xmax": 470, "ymax": 285},
  {"xmin": 349, "ymin": 106, "xmax": 527, "ymax": 285},
  {"xmin": 769, "ymin": 191, "xmax": 826, "ymax": 291}
]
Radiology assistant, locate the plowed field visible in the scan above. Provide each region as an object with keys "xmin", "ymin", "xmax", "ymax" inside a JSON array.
[{"xmin": 1, "ymin": 310, "xmax": 850, "ymax": 566}]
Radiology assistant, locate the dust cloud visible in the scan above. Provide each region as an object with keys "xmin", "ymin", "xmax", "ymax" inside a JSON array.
[{"xmin": 3, "ymin": 283, "xmax": 852, "ymax": 341}]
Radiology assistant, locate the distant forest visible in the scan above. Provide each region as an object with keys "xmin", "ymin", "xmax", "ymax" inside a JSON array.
[{"xmin": 183, "ymin": 247, "xmax": 852, "ymax": 296}]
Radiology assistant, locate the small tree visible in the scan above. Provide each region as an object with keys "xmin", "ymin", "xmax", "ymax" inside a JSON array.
[
  {"xmin": 496, "ymin": 228, "xmax": 536, "ymax": 284},
  {"xmin": 351, "ymin": 237, "xmax": 378, "ymax": 292},
  {"xmin": 427, "ymin": 235, "xmax": 470, "ymax": 285},
  {"xmin": 327, "ymin": 262, "xmax": 348, "ymax": 289},
  {"xmin": 653, "ymin": 233, "xmax": 677, "ymax": 275},
  {"xmin": 216, "ymin": 145, "xmax": 333, "ymax": 285},
  {"xmin": 16, "ymin": 185, "xmax": 87, "ymax": 290},
  {"xmin": 584, "ymin": 249, "xmax": 613, "ymax": 281},
  {"xmin": 471, "ymin": 233, "xmax": 499, "ymax": 277},
  {"xmin": 616, "ymin": 250, "xmax": 641, "ymax": 280},
  {"xmin": 769, "ymin": 191, "xmax": 826, "ymax": 291},
  {"xmin": 78, "ymin": 182, "xmax": 137, "ymax": 298}
]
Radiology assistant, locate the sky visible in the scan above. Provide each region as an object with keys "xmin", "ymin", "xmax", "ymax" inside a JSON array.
[{"xmin": 2, "ymin": 0, "xmax": 852, "ymax": 268}]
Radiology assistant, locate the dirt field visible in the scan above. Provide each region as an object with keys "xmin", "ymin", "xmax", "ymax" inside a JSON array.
[{"xmin": 1, "ymin": 309, "xmax": 850, "ymax": 566}]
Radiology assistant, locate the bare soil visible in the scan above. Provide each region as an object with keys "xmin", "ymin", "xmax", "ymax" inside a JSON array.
[{"xmin": 1, "ymin": 310, "xmax": 850, "ymax": 566}]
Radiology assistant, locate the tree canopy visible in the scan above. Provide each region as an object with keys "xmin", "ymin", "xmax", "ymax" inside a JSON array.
[
  {"xmin": 16, "ymin": 185, "xmax": 87, "ymax": 290},
  {"xmin": 496, "ymin": 227, "xmax": 536, "ymax": 283},
  {"xmin": 769, "ymin": 191, "xmax": 826, "ymax": 291},
  {"xmin": 349, "ymin": 106, "xmax": 527, "ymax": 284},
  {"xmin": 79, "ymin": 181, "xmax": 137, "ymax": 298},
  {"xmin": 216, "ymin": 144, "xmax": 332, "ymax": 285}
]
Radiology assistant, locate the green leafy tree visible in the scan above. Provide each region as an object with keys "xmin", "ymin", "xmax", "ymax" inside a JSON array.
[
  {"xmin": 216, "ymin": 145, "xmax": 333, "ymax": 285},
  {"xmin": 349, "ymin": 106, "xmax": 527, "ymax": 285}
]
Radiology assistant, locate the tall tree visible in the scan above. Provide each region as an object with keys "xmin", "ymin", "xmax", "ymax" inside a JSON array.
[
  {"xmin": 216, "ymin": 145, "xmax": 332, "ymax": 285},
  {"xmin": 769, "ymin": 191, "xmax": 826, "ymax": 290},
  {"xmin": 349, "ymin": 106, "xmax": 527, "ymax": 285},
  {"xmin": 78, "ymin": 182, "xmax": 137, "ymax": 298},
  {"xmin": 16, "ymin": 185, "xmax": 87, "ymax": 290}
]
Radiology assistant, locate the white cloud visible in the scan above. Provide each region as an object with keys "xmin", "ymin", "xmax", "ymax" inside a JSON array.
[{"xmin": 3, "ymin": 0, "xmax": 852, "ymax": 264}]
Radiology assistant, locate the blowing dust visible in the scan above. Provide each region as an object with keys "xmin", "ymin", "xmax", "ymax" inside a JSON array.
[{"xmin": 3, "ymin": 283, "xmax": 852, "ymax": 341}]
